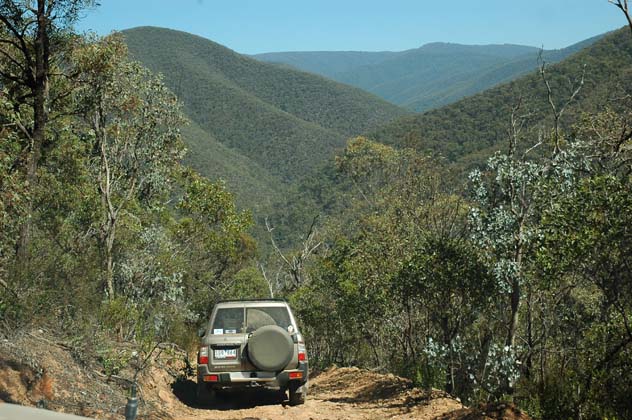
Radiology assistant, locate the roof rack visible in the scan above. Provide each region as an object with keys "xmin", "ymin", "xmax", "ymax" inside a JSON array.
[{"xmin": 215, "ymin": 298, "xmax": 288, "ymax": 303}]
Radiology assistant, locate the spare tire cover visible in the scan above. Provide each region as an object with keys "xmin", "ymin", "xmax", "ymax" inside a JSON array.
[{"xmin": 247, "ymin": 325, "xmax": 294, "ymax": 371}]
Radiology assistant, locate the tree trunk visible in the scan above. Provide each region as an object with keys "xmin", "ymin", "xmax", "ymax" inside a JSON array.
[
  {"xmin": 525, "ymin": 287, "xmax": 534, "ymax": 379},
  {"xmin": 506, "ymin": 237, "xmax": 525, "ymax": 348},
  {"xmin": 94, "ymin": 99, "xmax": 118, "ymax": 299},
  {"xmin": 441, "ymin": 316, "xmax": 454, "ymax": 394},
  {"xmin": 506, "ymin": 279, "xmax": 520, "ymax": 348},
  {"xmin": 104, "ymin": 218, "xmax": 116, "ymax": 298},
  {"xmin": 503, "ymin": 278, "xmax": 521, "ymax": 396},
  {"xmin": 15, "ymin": 0, "xmax": 50, "ymax": 265}
]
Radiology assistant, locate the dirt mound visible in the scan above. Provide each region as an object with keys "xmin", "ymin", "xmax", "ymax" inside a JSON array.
[
  {"xmin": 306, "ymin": 366, "xmax": 463, "ymax": 420},
  {"xmin": 135, "ymin": 346, "xmax": 192, "ymax": 417},
  {"xmin": 0, "ymin": 331, "xmax": 180, "ymax": 419},
  {"xmin": 0, "ymin": 331, "xmax": 122, "ymax": 418},
  {"xmin": 436, "ymin": 402, "xmax": 532, "ymax": 420},
  {"xmin": 310, "ymin": 366, "xmax": 412, "ymax": 402},
  {"xmin": 0, "ymin": 358, "xmax": 53, "ymax": 405}
]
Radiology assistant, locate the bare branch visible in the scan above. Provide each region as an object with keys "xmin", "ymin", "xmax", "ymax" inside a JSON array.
[
  {"xmin": 522, "ymin": 129, "xmax": 544, "ymax": 160},
  {"xmin": 0, "ymin": 13, "xmax": 35, "ymax": 77},
  {"xmin": 0, "ymin": 46, "xmax": 26, "ymax": 73},
  {"xmin": 258, "ymin": 263, "xmax": 276, "ymax": 298},
  {"xmin": 266, "ymin": 215, "xmax": 321, "ymax": 289},
  {"xmin": 610, "ymin": 0, "xmax": 632, "ymax": 36},
  {"xmin": 265, "ymin": 217, "xmax": 292, "ymax": 268},
  {"xmin": 538, "ymin": 54, "xmax": 585, "ymax": 156},
  {"xmin": 558, "ymin": 65, "xmax": 586, "ymax": 123}
]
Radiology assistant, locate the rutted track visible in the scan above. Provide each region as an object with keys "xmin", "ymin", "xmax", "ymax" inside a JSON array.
[{"xmin": 169, "ymin": 367, "xmax": 463, "ymax": 420}]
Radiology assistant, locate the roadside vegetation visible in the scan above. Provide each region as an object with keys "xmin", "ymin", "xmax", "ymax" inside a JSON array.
[
  {"xmin": 276, "ymin": 7, "xmax": 632, "ymax": 418},
  {"xmin": 1, "ymin": 1, "xmax": 632, "ymax": 419},
  {"xmin": 0, "ymin": 0, "xmax": 264, "ymax": 356}
]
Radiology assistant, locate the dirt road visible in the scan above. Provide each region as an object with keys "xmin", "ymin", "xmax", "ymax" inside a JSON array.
[{"xmin": 168, "ymin": 367, "xmax": 463, "ymax": 420}]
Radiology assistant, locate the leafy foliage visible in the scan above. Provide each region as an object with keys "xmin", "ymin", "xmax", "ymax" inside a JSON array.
[
  {"xmin": 0, "ymin": 27, "xmax": 260, "ymax": 353},
  {"xmin": 1, "ymin": 6, "xmax": 632, "ymax": 419}
]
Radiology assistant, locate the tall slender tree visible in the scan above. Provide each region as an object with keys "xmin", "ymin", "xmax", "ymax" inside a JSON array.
[{"xmin": 74, "ymin": 36, "xmax": 185, "ymax": 298}]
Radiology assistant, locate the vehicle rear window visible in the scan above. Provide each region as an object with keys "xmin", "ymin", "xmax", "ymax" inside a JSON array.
[
  {"xmin": 211, "ymin": 308, "xmax": 244, "ymax": 334},
  {"xmin": 246, "ymin": 306, "xmax": 292, "ymax": 332}
]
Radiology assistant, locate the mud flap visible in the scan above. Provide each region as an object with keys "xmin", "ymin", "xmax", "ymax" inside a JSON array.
[{"xmin": 289, "ymin": 380, "xmax": 307, "ymax": 405}]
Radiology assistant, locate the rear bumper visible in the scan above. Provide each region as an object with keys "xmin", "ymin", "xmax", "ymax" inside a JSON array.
[{"xmin": 197, "ymin": 361, "xmax": 308, "ymax": 389}]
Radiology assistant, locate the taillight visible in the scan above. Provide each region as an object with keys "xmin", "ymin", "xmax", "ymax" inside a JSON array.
[
  {"xmin": 289, "ymin": 371, "xmax": 303, "ymax": 379},
  {"xmin": 203, "ymin": 374, "xmax": 219, "ymax": 382},
  {"xmin": 199, "ymin": 346, "xmax": 208, "ymax": 365},
  {"xmin": 298, "ymin": 343, "xmax": 307, "ymax": 361}
]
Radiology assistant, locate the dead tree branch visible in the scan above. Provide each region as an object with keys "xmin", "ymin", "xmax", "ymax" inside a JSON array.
[
  {"xmin": 538, "ymin": 51, "xmax": 585, "ymax": 155},
  {"xmin": 610, "ymin": 0, "xmax": 632, "ymax": 36},
  {"xmin": 265, "ymin": 215, "xmax": 322, "ymax": 289}
]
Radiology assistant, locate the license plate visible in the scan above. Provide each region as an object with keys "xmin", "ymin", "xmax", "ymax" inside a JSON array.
[{"xmin": 214, "ymin": 348, "xmax": 237, "ymax": 360}]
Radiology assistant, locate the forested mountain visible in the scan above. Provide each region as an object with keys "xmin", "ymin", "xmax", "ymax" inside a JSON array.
[
  {"xmin": 180, "ymin": 121, "xmax": 285, "ymax": 211},
  {"xmin": 368, "ymin": 27, "xmax": 631, "ymax": 171},
  {"xmin": 255, "ymin": 35, "xmax": 603, "ymax": 112},
  {"xmin": 252, "ymin": 50, "xmax": 399, "ymax": 79},
  {"xmin": 122, "ymin": 27, "xmax": 408, "ymax": 201}
]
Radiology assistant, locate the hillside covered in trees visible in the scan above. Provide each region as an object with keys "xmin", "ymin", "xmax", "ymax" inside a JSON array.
[
  {"xmin": 368, "ymin": 26, "xmax": 632, "ymax": 171},
  {"xmin": 267, "ymin": 26, "xmax": 632, "ymax": 248},
  {"xmin": 121, "ymin": 27, "xmax": 408, "ymax": 206},
  {"xmin": 255, "ymin": 34, "xmax": 602, "ymax": 112}
]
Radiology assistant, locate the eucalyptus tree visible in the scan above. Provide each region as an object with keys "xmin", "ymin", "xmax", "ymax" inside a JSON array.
[
  {"xmin": 469, "ymin": 153, "xmax": 543, "ymax": 350},
  {"xmin": 74, "ymin": 36, "xmax": 185, "ymax": 298},
  {"xmin": 0, "ymin": 0, "xmax": 95, "ymax": 262},
  {"xmin": 176, "ymin": 168, "xmax": 254, "ymax": 317}
]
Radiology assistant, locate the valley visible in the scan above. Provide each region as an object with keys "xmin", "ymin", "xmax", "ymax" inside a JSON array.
[{"xmin": 254, "ymin": 34, "xmax": 603, "ymax": 112}]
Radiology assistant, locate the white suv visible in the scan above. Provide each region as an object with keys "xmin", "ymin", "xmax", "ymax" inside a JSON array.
[{"xmin": 196, "ymin": 299, "xmax": 308, "ymax": 406}]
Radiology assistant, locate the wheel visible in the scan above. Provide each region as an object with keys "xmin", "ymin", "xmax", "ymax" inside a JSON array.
[
  {"xmin": 196, "ymin": 381, "xmax": 217, "ymax": 406},
  {"xmin": 288, "ymin": 382, "xmax": 306, "ymax": 406}
]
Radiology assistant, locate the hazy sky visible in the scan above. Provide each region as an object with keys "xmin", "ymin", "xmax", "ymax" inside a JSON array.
[{"xmin": 76, "ymin": 1, "xmax": 626, "ymax": 54}]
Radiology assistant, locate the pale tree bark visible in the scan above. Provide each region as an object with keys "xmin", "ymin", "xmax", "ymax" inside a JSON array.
[
  {"xmin": 92, "ymin": 104, "xmax": 138, "ymax": 298},
  {"xmin": 610, "ymin": 0, "xmax": 632, "ymax": 36},
  {"xmin": 504, "ymin": 101, "xmax": 532, "ymax": 350},
  {"xmin": 258, "ymin": 262, "xmax": 281, "ymax": 298},
  {"xmin": 265, "ymin": 215, "xmax": 321, "ymax": 289}
]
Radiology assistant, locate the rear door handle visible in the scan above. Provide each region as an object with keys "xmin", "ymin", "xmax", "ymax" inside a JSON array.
[{"xmin": 210, "ymin": 343, "xmax": 242, "ymax": 348}]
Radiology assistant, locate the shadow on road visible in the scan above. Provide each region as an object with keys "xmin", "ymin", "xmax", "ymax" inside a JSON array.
[{"xmin": 172, "ymin": 378, "xmax": 288, "ymax": 410}]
